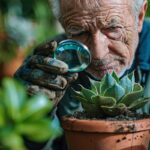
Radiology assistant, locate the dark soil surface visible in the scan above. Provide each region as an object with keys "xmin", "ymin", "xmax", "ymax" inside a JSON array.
[{"xmin": 69, "ymin": 111, "xmax": 150, "ymax": 121}]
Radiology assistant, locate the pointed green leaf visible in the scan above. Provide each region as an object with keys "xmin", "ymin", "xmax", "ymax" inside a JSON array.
[
  {"xmin": 104, "ymin": 83, "xmax": 125, "ymax": 101},
  {"xmin": 80, "ymin": 85, "xmax": 96, "ymax": 101},
  {"xmin": 89, "ymin": 78, "xmax": 101, "ymax": 94},
  {"xmin": 133, "ymin": 83, "xmax": 143, "ymax": 92},
  {"xmin": 119, "ymin": 76, "xmax": 132, "ymax": 93},
  {"xmin": 128, "ymin": 71, "xmax": 135, "ymax": 82},
  {"xmin": 21, "ymin": 95, "xmax": 52, "ymax": 121},
  {"xmin": 72, "ymin": 88, "xmax": 85, "ymax": 99},
  {"xmin": 92, "ymin": 95, "xmax": 116, "ymax": 107},
  {"xmin": 117, "ymin": 103, "xmax": 126, "ymax": 109},
  {"xmin": 112, "ymin": 71, "xmax": 119, "ymax": 83},
  {"xmin": 2, "ymin": 78, "xmax": 26, "ymax": 122},
  {"xmin": 119, "ymin": 83, "xmax": 143, "ymax": 106},
  {"xmin": 82, "ymin": 102, "xmax": 100, "ymax": 114},
  {"xmin": 101, "ymin": 73, "xmax": 116, "ymax": 94},
  {"xmin": 100, "ymin": 106, "xmax": 119, "ymax": 116},
  {"xmin": 128, "ymin": 97, "xmax": 150, "ymax": 111},
  {"xmin": 101, "ymin": 103, "xmax": 127, "ymax": 116},
  {"xmin": 74, "ymin": 96, "xmax": 88, "ymax": 103},
  {"xmin": 128, "ymin": 71, "xmax": 135, "ymax": 91}
]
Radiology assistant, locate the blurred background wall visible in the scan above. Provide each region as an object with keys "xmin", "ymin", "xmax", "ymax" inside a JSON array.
[{"xmin": 0, "ymin": 0, "xmax": 150, "ymax": 80}]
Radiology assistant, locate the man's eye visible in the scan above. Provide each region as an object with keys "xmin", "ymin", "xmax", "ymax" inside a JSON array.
[
  {"xmin": 103, "ymin": 27, "xmax": 122, "ymax": 40},
  {"xmin": 67, "ymin": 31, "xmax": 90, "ymax": 43},
  {"xmin": 109, "ymin": 27, "xmax": 117, "ymax": 31},
  {"xmin": 72, "ymin": 31, "xmax": 89, "ymax": 36},
  {"xmin": 68, "ymin": 31, "xmax": 90, "ymax": 41},
  {"xmin": 107, "ymin": 26, "xmax": 120, "ymax": 32}
]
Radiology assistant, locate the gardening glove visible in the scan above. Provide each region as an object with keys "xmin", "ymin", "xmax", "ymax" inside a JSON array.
[{"xmin": 14, "ymin": 40, "xmax": 78, "ymax": 108}]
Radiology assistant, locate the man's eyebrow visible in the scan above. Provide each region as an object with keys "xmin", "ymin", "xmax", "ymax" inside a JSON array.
[
  {"xmin": 107, "ymin": 19, "xmax": 119, "ymax": 27},
  {"xmin": 67, "ymin": 27, "xmax": 85, "ymax": 34},
  {"xmin": 97, "ymin": 17, "xmax": 121, "ymax": 28}
]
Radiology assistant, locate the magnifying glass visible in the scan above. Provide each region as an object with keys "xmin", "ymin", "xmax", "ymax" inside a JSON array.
[{"xmin": 54, "ymin": 39, "xmax": 91, "ymax": 72}]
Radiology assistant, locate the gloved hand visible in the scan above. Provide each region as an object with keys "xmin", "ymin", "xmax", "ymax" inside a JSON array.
[{"xmin": 14, "ymin": 40, "xmax": 78, "ymax": 108}]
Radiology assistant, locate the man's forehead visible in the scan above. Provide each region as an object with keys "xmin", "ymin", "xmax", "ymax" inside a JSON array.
[{"xmin": 61, "ymin": 0, "xmax": 130, "ymax": 12}]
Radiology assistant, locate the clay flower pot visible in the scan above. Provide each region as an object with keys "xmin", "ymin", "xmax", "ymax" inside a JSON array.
[{"xmin": 62, "ymin": 117, "xmax": 150, "ymax": 150}]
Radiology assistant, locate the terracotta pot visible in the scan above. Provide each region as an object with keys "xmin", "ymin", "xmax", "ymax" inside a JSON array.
[{"xmin": 62, "ymin": 117, "xmax": 150, "ymax": 150}]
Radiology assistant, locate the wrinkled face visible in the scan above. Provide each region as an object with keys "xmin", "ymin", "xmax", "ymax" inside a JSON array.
[{"xmin": 60, "ymin": 0, "xmax": 140, "ymax": 79}]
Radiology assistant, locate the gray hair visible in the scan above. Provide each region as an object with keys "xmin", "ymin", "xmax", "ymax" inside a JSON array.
[
  {"xmin": 133, "ymin": 0, "xmax": 145, "ymax": 14},
  {"xmin": 50, "ymin": 0, "xmax": 61, "ymax": 19},
  {"xmin": 50, "ymin": 0, "xmax": 145, "ymax": 19}
]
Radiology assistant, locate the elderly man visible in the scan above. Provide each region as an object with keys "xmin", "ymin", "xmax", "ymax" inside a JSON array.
[{"xmin": 15, "ymin": 0, "xmax": 150, "ymax": 149}]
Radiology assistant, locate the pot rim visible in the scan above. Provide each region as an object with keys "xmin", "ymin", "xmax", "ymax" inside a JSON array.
[{"xmin": 61, "ymin": 116, "xmax": 150, "ymax": 133}]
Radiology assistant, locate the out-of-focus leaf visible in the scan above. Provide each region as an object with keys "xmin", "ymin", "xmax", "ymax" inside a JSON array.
[
  {"xmin": 20, "ymin": 95, "xmax": 52, "ymax": 121},
  {"xmin": 0, "ymin": 103, "xmax": 5, "ymax": 126},
  {"xmin": 2, "ymin": 78, "xmax": 26, "ymax": 121},
  {"xmin": 17, "ymin": 119, "xmax": 58, "ymax": 142},
  {"xmin": 2, "ymin": 132, "xmax": 25, "ymax": 150}
]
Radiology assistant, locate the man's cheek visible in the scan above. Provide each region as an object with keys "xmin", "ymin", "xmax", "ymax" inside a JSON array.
[{"xmin": 109, "ymin": 40, "xmax": 131, "ymax": 64}]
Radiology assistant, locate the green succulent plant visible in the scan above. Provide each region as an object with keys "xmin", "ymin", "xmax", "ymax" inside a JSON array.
[
  {"xmin": 73, "ymin": 71, "xmax": 150, "ymax": 117},
  {"xmin": 0, "ymin": 78, "xmax": 61, "ymax": 150}
]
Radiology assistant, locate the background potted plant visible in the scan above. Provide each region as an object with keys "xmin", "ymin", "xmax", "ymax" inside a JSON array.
[
  {"xmin": 62, "ymin": 71, "xmax": 150, "ymax": 150},
  {"xmin": 0, "ymin": 11, "xmax": 34, "ymax": 80},
  {"xmin": 0, "ymin": 78, "xmax": 61, "ymax": 150},
  {"xmin": 0, "ymin": 0, "xmax": 59, "ymax": 80}
]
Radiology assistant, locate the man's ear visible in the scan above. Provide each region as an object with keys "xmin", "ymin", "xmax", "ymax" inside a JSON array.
[{"xmin": 138, "ymin": 0, "xmax": 148, "ymax": 33}]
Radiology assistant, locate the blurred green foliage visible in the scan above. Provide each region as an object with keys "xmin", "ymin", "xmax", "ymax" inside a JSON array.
[
  {"xmin": 0, "ymin": 78, "xmax": 61, "ymax": 150},
  {"xmin": 146, "ymin": 0, "xmax": 150, "ymax": 17},
  {"xmin": 0, "ymin": 0, "xmax": 58, "ymax": 63},
  {"xmin": 0, "ymin": 0, "xmax": 57, "ymax": 42},
  {"xmin": 0, "ymin": 13, "xmax": 18, "ymax": 63}
]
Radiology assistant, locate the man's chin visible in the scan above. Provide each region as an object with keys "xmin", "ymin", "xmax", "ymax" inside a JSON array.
[
  {"xmin": 85, "ymin": 68, "xmax": 112, "ymax": 80},
  {"xmin": 84, "ymin": 70, "xmax": 102, "ymax": 81}
]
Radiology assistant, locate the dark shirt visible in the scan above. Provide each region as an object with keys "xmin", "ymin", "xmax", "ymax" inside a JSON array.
[{"xmin": 137, "ymin": 18, "xmax": 150, "ymax": 71}]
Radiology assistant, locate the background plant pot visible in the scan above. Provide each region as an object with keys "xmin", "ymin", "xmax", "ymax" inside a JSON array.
[
  {"xmin": 61, "ymin": 117, "xmax": 150, "ymax": 150},
  {"xmin": 0, "ymin": 50, "xmax": 24, "ymax": 80}
]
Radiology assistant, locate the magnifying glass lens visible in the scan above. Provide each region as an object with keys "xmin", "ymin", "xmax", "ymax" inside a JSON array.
[{"xmin": 54, "ymin": 40, "xmax": 91, "ymax": 72}]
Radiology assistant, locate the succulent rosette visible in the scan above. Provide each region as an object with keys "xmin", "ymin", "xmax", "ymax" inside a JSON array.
[{"xmin": 73, "ymin": 71, "xmax": 150, "ymax": 117}]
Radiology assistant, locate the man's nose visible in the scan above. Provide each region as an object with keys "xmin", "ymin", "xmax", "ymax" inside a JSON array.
[{"xmin": 90, "ymin": 30, "xmax": 109, "ymax": 59}]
